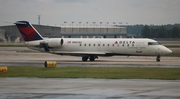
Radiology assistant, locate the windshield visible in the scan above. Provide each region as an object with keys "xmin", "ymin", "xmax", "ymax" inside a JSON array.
[{"xmin": 148, "ymin": 42, "xmax": 161, "ymax": 45}]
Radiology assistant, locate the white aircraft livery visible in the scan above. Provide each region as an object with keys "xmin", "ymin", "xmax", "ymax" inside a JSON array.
[{"xmin": 15, "ymin": 21, "xmax": 172, "ymax": 62}]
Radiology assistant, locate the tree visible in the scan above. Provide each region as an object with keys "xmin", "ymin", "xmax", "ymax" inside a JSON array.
[
  {"xmin": 170, "ymin": 27, "xmax": 180, "ymax": 38},
  {"xmin": 141, "ymin": 25, "xmax": 150, "ymax": 37},
  {"xmin": 157, "ymin": 26, "xmax": 168, "ymax": 38},
  {"xmin": 141, "ymin": 25, "xmax": 180, "ymax": 38}
]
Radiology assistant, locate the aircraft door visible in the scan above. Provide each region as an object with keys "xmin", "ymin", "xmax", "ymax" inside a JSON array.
[{"xmin": 136, "ymin": 42, "xmax": 144, "ymax": 53}]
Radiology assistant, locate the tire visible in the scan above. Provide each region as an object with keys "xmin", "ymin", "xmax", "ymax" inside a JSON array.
[
  {"xmin": 156, "ymin": 58, "xmax": 160, "ymax": 62},
  {"xmin": 89, "ymin": 56, "xmax": 95, "ymax": 61},
  {"xmin": 82, "ymin": 56, "xmax": 88, "ymax": 61}
]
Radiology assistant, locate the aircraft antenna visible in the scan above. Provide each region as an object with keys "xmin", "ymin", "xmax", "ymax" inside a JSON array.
[{"xmin": 38, "ymin": 15, "xmax": 41, "ymax": 25}]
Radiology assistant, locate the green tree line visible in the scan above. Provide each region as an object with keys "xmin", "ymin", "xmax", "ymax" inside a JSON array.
[
  {"xmin": 121, "ymin": 24, "xmax": 180, "ymax": 38},
  {"xmin": 141, "ymin": 25, "xmax": 180, "ymax": 38}
]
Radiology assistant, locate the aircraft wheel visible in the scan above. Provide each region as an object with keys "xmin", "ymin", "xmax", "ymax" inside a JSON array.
[
  {"xmin": 156, "ymin": 55, "xmax": 160, "ymax": 62},
  {"xmin": 89, "ymin": 56, "xmax": 95, "ymax": 61},
  {"xmin": 82, "ymin": 56, "xmax": 88, "ymax": 61},
  {"xmin": 156, "ymin": 58, "xmax": 160, "ymax": 62}
]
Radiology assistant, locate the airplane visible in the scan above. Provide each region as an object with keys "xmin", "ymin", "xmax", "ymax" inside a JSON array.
[{"xmin": 14, "ymin": 21, "xmax": 172, "ymax": 62}]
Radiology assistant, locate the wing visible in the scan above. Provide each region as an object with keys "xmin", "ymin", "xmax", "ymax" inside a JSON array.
[{"xmin": 51, "ymin": 51, "xmax": 113, "ymax": 56}]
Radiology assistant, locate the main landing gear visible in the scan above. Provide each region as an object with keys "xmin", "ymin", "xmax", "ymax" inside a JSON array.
[
  {"xmin": 156, "ymin": 55, "xmax": 161, "ymax": 62},
  {"xmin": 82, "ymin": 56, "xmax": 98, "ymax": 61}
]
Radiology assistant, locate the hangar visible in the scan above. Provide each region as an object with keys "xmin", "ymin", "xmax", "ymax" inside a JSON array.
[{"xmin": 0, "ymin": 24, "xmax": 127, "ymax": 43}]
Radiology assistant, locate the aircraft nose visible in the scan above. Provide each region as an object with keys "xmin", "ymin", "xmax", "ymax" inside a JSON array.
[{"xmin": 164, "ymin": 48, "xmax": 172, "ymax": 54}]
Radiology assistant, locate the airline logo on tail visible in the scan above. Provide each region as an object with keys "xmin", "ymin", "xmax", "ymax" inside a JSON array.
[{"xmin": 14, "ymin": 21, "xmax": 43, "ymax": 41}]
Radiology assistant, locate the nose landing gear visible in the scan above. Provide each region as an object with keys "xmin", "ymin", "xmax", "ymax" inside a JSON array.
[{"xmin": 156, "ymin": 55, "xmax": 160, "ymax": 62}]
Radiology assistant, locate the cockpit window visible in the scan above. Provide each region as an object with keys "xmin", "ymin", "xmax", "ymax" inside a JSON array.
[{"xmin": 148, "ymin": 42, "xmax": 161, "ymax": 45}]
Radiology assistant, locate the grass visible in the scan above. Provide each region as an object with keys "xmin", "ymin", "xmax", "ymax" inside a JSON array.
[
  {"xmin": 165, "ymin": 45, "xmax": 180, "ymax": 48},
  {"xmin": 165, "ymin": 52, "xmax": 180, "ymax": 57},
  {"xmin": 0, "ymin": 45, "xmax": 26, "ymax": 47},
  {"xmin": 1, "ymin": 66, "xmax": 180, "ymax": 80}
]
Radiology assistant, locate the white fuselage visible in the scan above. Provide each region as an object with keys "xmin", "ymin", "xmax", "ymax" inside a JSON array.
[{"xmin": 25, "ymin": 38, "xmax": 172, "ymax": 56}]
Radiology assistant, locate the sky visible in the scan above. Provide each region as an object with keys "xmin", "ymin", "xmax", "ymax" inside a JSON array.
[{"xmin": 0, "ymin": 0, "xmax": 180, "ymax": 26}]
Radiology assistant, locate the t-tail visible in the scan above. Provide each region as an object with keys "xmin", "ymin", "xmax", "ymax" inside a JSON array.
[{"xmin": 14, "ymin": 21, "xmax": 43, "ymax": 41}]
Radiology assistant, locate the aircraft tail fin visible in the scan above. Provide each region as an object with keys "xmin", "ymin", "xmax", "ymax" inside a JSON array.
[{"xmin": 14, "ymin": 21, "xmax": 43, "ymax": 41}]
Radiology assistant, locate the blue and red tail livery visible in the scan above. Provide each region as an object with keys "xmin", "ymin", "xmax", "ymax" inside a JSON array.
[{"xmin": 15, "ymin": 21, "xmax": 43, "ymax": 41}]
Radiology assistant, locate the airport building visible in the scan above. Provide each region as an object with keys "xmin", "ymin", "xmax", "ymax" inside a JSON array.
[{"xmin": 0, "ymin": 24, "xmax": 127, "ymax": 43}]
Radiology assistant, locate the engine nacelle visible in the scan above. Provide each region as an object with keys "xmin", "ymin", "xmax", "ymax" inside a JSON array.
[{"xmin": 43, "ymin": 39, "xmax": 64, "ymax": 48}]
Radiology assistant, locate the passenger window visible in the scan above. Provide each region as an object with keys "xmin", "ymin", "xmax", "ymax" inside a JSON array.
[{"xmin": 119, "ymin": 41, "xmax": 122, "ymax": 44}]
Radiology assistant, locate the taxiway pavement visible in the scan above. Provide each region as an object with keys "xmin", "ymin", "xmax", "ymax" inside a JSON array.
[
  {"xmin": 0, "ymin": 78, "xmax": 180, "ymax": 99},
  {"xmin": 0, "ymin": 51, "xmax": 180, "ymax": 98},
  {"xmin": 0, "ymin": 52, "xmax": 180, "ymax": 67}
]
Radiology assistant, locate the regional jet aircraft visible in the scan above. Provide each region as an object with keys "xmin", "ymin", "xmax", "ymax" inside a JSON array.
[{"xmin": 15, "ymin": 21, "xmax": 172, "ymax": 62}]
